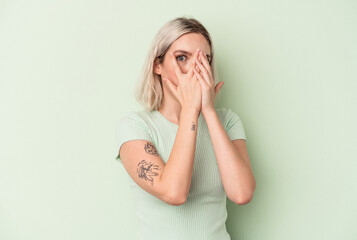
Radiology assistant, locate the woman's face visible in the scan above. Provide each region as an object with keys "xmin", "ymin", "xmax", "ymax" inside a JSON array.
[{"xmin": 154, "ymin": 33, "xmax": 211, "ymax": 87}]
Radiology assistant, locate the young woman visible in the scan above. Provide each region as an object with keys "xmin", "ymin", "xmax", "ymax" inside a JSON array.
[{"xmin": 115, "ymin": 16, "xmax": 256, "ymax": 240}]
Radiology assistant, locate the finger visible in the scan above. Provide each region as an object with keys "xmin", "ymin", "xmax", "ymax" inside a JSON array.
[
  {"xmin": 169, "ymin": 52, "xmax": 183, "ymax": 80},
  {"xmin": 188, "ymin": 49, "xmax": 200, "ymax": 77},
  {"xmin": 214, "ymin": 81, "xmax": 224, "ymax": 97},
  {"xmin": 189, "ymin": 49, "xmax": 200, "ymax": 75},
  {"xmin": 193, "ymin": 67, "xmax": 209, "ymax": 88},
  {"xmin": 162, "ymin": 77, "xmax": 177, "ymax": 94},
  {"xmin": 199, "ymin": 51, "xmax": 214, "ymax": 81},
  {"xmin": 195, "ymin": 57, "xmax": 211, "ymax": 85}
]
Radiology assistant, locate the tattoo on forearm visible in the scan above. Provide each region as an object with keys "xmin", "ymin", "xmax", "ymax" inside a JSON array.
[
  {"xmin": 144, "ymin": 142, "xmax": 159, "ymax": 155},
  {"xmin": 191, "ymin": 121, "xmax": 196, "ymax": 131},
  {"xmin": 137, "ymin": 160, "xmax": 160, "ymax": 186}
]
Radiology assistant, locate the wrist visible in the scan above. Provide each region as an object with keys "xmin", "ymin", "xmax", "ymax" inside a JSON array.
[
  {"xmin": 202, "ymin": 106, "xmax": 216, "ymax": 116},
  {"xmin": 181, "ymin": 107, "xmax": 200, "ymax": 118}
]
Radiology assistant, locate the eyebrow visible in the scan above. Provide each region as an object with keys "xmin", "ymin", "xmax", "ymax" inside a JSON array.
[{"xmin": 173, "ymin": 49, "xmax": 211, "ymax": 60}]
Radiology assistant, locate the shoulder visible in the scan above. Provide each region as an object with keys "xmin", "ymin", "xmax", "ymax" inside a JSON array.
[
  {"xmin": 115, "ymin": 110, "xmax": 154, "ymax": 159},
  {"xmin": 116, "ymin": 110, "xmax": 154, "ymax": 133},
  {"xmin": 117, "ymin": 110, "xmax": 152, "ymax": 123},
  {"xmin": 216, "ymin": 107, "xmax": 246, "ymax": 141},
  {"xmin": 216, "ymin": 107, "xmax": 242, "ymax": 122},
  {"xmin": 216, "ymin": 107, "xmax": 231, "ymax": 118}
]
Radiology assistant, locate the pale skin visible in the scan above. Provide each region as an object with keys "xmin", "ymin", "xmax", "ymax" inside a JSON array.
[{"xmin": 154, "ymin": 33, "xmax": 256, "ymax": 204}]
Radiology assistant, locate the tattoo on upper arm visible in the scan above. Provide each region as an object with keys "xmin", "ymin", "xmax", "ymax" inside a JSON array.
[
  {"xmin": 191, "ymin": 121, "xmax": 196, "ymax": 131},
  {"xmin": 144, "ymin": 142, "xmax": 159, "ymax": 155},
  {"xmin": 137, "ymin": 160, "xmax": 160, "ymax": 186}
]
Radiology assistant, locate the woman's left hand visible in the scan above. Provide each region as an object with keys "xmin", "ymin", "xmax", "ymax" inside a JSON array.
[{"xmin": 193, "ymin": 50, "xmax": 224, "ymax": 115}]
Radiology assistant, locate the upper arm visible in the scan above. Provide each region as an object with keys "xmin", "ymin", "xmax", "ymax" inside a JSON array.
[
  {"xmin": 221, "ymin": 107, "xmax": 251, "ymax": 168},
  {"xmin": 232, "ymin": 139, "xmax": 252, "ymax": 170},
  {"xmin": 119, "ymin": 139, "xmax": 182, "ymax": 205},
  {"xmin": 115, "ymin": 112, "xmax": 185, "ymax": 205},
  {"xmin": 221, "ymin": 107, "xmax": 250, "ymax": 168}
]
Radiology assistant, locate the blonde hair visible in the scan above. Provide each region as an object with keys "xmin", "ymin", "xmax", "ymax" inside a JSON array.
[{"xmin": 135, "ymin": 16, "xmax": 220, "ymax": 112}]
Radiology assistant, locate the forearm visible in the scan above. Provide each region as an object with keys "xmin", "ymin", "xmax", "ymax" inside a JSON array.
[
  {"xmin": 159, "ymin": 107, "xmax": 199, "ymax": 201},
  {"xmin": 204, "ymin": 108, "xmax": 255, "ymax": 202}
]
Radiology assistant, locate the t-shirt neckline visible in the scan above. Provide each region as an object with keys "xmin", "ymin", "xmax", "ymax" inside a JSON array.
[{"xmin": 155, "ymin": 110, "xmax": 202, "ymax": 128}]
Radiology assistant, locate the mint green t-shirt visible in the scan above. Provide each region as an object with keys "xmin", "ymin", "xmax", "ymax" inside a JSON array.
[{"xmin": 115, "ymin": 108, "xmax": 247, "ymax": 240}]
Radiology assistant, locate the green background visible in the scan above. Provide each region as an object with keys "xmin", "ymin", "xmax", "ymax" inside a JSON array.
[{"xmin": 1, "ymin": 0, "xmax": 356, "ymax": 239}]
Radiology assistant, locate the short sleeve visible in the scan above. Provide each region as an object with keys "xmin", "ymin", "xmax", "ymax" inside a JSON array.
[
  {"xmin": 115, "ymin": 112, "xmax": 152, "ymax": 160},
  {"xmin": 222, "ymin": 108, "xmax": 247, "ymax": 142}
]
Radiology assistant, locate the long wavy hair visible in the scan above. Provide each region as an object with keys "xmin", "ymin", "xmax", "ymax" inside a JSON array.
[{"xmin": 135, "ymin": 16, "xmax": 220, "ymax": 112}]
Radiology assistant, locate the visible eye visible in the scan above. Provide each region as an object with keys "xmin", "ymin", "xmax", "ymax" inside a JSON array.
[{"xmin": 176, "ymin": 54, "xmax": 187, "ymax": 62}]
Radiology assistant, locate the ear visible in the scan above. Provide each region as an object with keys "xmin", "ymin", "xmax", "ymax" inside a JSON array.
[{"xmin": 153, "ymin": 59, "xmax": 162, "ymax": 75}]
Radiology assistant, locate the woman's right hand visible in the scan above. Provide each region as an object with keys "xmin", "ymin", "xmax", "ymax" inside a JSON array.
[{"xmin": 162, "ymin": 49, "xmax": 202, "ymax": 112}]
